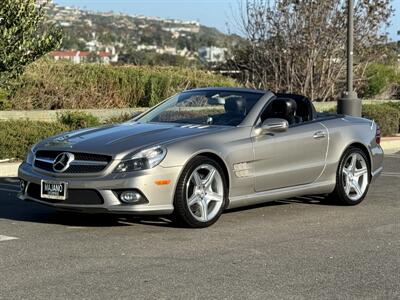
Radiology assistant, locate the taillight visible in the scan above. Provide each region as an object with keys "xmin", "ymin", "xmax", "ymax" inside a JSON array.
[{"xmin": 375, "ymin": 124, "xmax": 381, "ymax": 145}]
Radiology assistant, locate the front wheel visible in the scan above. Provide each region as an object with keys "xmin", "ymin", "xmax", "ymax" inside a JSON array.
[
  {"xmin": 328, "ymin": 147, "xmax": 370, "ymax": 205},
  {"xmin": 173, "ymin": 156, "xmax": 227, "ymax": 228}
]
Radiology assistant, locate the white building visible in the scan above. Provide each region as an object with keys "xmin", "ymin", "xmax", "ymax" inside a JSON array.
[
  {"xmin": 137, "ymin": 45, "xmax": 158, "ymax": 51},
  {"xmin": 36, "ymin": 0, "xmax": 52, "ymax": 5},
  {"xmin": 156, "ymin": 46, "xmax": 177, "ymax": 55},
  {"xmin": 86, "ymin": 39, "xmax": 102, "ymax": 52},
  {"xmin": 198, "ymin": 46, "xmax": 227, "ymax": 63}
]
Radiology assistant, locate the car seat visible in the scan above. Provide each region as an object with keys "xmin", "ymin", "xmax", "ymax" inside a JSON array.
[
  {"xmin": 271, "ymin": 98, "xmax": 299, "ymax": 125},
  {"xmin": 212, "ymin": 96, "xmax": 247, "ymax": 126}
]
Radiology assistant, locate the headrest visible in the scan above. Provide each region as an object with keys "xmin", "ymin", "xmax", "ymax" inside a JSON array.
[
  {"xmin": 224, "ymin": 97, "xmax": 246, "ymax": 115},
  {"xmin": 272, "ymin": 98, "xmax": 297, "ymax": 115}
]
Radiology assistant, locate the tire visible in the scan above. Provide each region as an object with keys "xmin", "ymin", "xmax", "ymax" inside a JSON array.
[
  {"xmin": 328, "ymin": 147, "xmax": 371, "ymax": 205},
  {"xmin": 173, "ymin": 156, "xmax": 228, "ymax": 228}
]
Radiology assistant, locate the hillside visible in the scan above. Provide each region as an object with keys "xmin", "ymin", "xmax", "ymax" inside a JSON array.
[{"xmin": 44, "ymin": 3, "xmax": 241, "ymax": 63}]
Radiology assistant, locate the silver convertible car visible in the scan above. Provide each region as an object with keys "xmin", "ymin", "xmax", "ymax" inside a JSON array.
[{"xmin": 18, "ymin": 88, "xmax": 384, "ymax": 227}]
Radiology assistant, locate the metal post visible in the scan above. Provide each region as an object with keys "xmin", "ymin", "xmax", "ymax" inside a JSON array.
[{"xmin": 337, "ymin": 0, "xmax": 362, "ymax": 117}]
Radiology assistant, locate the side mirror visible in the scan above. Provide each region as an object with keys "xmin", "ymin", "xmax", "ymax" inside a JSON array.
[{"xmin": 257, "ymin": 118, "xmax": 289, "ymax": 135}]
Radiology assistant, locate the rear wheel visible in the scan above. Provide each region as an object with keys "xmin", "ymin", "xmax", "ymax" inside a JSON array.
[
  {"xmin": 328, "ymin": 147, "xmax": 370, "ymax": 205},
  {"xmin": 173, "ymin": 156, "xmax": 227, "ymax": 228}
]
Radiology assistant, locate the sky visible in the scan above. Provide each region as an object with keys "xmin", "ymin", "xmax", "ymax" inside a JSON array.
[{"xmin": 54, "ymin": 0, "xmax": 400, "ymax": 41}]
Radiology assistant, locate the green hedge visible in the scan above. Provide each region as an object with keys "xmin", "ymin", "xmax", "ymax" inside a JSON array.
[
  {"xmin": 0, "ymin": 112, "xmax": 141, "ymax": 160},
  {"xmin": 8, "ymin": 60, "xmax": 238, "ymax": 110},
  {"xmin": 362, "ymin": 104, "xmax": 400, "ymax": 136},
  {"xmin": 57, "ymin": 111, "xmax": 101, "ymax": 129},
  {"xmin": 0, "ymin": 120, "xmax": 69, "ymax": 160},
  {"xmin": 383, "ymin": 102, "xmax": 400, "ymax": 133}
]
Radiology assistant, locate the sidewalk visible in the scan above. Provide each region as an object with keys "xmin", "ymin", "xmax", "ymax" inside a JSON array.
[
  {"xmin": 1, "ymin": 138, "xmax": 399, "ymax": 177},
  {"xmin": 0, "ymin": 163, "xmax": 22, "ymax": 178},
  {"xmin": 379, "ymin": 136, "xmax": 400, "ymax": 154}
]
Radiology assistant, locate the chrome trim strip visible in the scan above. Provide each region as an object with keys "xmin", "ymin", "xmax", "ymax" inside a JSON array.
[
  {"xmin": 34, "ymin": 158, "xmax": 108, "ymax": 166},
  {"xmin": 70, "ymin": 160, "xmax": 109, "ymax": 166},
  {"xmin": 34, "ymin": 157, "xmax": 54, "ymax": 164}
]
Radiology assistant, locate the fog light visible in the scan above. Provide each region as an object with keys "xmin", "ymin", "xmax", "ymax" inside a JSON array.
[
  {"xmin": 120, "ymin": 191, "xmax": 141, "ymax": 204},
  {"xmin": 20, "ymin": 180, "xmax": 26, "ymax": 193}
]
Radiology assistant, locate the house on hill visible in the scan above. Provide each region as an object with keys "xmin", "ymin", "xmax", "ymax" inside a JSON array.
[{"xmin": 48, "ymin": 51, "xmax": 118, "ymax": 64}]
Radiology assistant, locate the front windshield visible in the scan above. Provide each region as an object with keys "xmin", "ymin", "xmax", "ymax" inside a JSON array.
[{"xmin": 136, "ymin": 90, "xmax": 264, "ymax": 126}]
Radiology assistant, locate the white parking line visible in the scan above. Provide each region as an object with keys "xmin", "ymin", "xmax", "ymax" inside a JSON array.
[
  {"xmin": 381, "ymin": 172, "xmax": 400, "ymax": 178},
  {"xmin": 0, "ymin": 235, "xmax": 19, "ymax": 242},
  {"xmin": 385, "ymin": 155, "xmax": 400, "ymax": 159}
]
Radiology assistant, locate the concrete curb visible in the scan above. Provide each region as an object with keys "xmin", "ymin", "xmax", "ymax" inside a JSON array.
[
  {"xmin": 1, "ymin": 139, "xmax": 399, "ymax": 178},
  {"xmin": 0, "ymin": 163, "xmax": 22, "ymax": 178},
  {"xmin": 0, "ymin": 108, "xmax": 146, "ymax": 122},
  {"xmin": 381, "ymin": 137, "xmax": 400, "ymax": 155}
]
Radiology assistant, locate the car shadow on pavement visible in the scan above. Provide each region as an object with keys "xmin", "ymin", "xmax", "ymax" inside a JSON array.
[
  {"xmin": 0, "ymin": 199, "xmax": 178, "ymax": 228},
  {"xmin": 0, "ymin": 177, "xmax": 335, "ymax": 228},
  {"xmin": 225, "ymin": 195, "xmax": 337, "ymax": 214}
]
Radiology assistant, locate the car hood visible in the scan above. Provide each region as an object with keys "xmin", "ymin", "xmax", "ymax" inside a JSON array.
[{"xmin": 37, "ymin": 122, "xmax": 228, "ymax": 159}]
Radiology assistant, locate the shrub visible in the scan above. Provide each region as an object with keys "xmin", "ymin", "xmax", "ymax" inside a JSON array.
[
  {"xmin": 0, "ymin": 120, "xmax": 69, "ymax": 160},
  {"xmin": 0, "ymin": 89, "xmax": 11, "ymax": 110},
  {"xmin": 383, "ymin": 102, "xmax": 400, "ymax": 133},
  {"xmin": 384, "ymin": 101, "xmax": 400, "ymax": 111},
  {"xmin": 57, "ymin": 111, "xmax": 100, "ymax": 129},
  {"xmin": 105, "ymin": 112, "xmax": 135, "ymax": 124},
  {"xmin": 362, "ymin": 64, "xmax": 400, "ymax": 99},
  {"xmin": 362, "ymin": 104, "xmax": 400, "ymax": 136},
  {"xmin": 8, "ymin": 60, "xmax": 238, "ymax": 110}
]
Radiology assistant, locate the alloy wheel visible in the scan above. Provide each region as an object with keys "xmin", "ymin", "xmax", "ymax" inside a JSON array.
[
  {"xmin": 342, "ymin": 153, "xmax": 369, "ymax": 201},
  {"xmin": 186, "ymin": 164, "xmax": 224, "ymax": 222}
]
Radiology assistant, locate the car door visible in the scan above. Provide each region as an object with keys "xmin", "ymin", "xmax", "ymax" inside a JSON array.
[{"xmin": 252, "ymin": 122, "xmax": 328, "ymax": 192}]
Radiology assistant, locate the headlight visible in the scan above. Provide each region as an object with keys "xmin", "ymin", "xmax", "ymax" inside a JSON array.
[
  {"xmin": 114, "ymin": 145, "xmax": 167, "ymax": 173},
  {"xmin": 25, "ymin": 145, "xmax": 37, "ymax": 165}
]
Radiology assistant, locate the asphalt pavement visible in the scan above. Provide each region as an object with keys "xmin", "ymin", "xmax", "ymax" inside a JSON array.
[{"xmin": 0, "ymin": 154, "xmax": 399, "ymax": 299}]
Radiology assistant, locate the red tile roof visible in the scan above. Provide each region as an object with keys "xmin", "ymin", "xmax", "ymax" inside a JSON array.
[
  {"xmin": 97, "ymin": 51, "xmax": 112, "ymax": 57},
  {"xmin": 49, "ymin": 51, "xmax": 112, "ymax": 58},
  {"xmin": 78, "ymin": 51, "xmax": 90, "ymax": 57},
  {"xmin": 49, "ymin": 51, "xmax": 78, "ymax": 57}
]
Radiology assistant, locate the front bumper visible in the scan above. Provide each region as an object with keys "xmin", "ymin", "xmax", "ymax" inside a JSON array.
[{"xmin": 18, "ymin": 162, "xmax": 182, "ymax": 215}]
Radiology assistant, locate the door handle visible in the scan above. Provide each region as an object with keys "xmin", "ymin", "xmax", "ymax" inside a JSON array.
[{"xmin": 313, "ymin": 131, "xmax": 326, "ymax": 139}]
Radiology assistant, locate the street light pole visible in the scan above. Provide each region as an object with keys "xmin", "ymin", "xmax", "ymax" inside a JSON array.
[{"xmin": 337, "ymin": 0, "xmax": 362, "ymax": 117}]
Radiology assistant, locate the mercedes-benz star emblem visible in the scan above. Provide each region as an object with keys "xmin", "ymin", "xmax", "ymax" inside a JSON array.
[{"xmin": 53, "ymin": 152, "xmax": 75, "ymax": 173}]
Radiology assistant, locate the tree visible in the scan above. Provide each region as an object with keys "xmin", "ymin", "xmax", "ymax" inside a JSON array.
[
  {"xmin": 230, "ymin": 0, "xmax": 393, "ymax": 101},
  {"xmin": 0, "ymin": 0, "xmax": 62, "ymax": 88},
  {"xmin": 87, "ymin": 52, "xmax": 100, "ymax": 63}
]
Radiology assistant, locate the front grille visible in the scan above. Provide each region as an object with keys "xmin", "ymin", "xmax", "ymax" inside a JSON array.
[
  {"xmin": 34, "ymin": 159, "xmax": 54, "ymax": 172},
  {"xmin": 35, "ymin": 151, "xmax": 110, "ymax": 162},
  {"xmin": 34, "ymin": 150, "xmax": 111, "ymax": 174},
  {"xmin": 27, "ymin": 183, "xmax": 104, "ymax": 205}
]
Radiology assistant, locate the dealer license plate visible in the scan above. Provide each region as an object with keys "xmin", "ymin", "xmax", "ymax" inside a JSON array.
[{"xmin": 40, "ymin": 180, "xmax": 68, "ymax": 200}]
